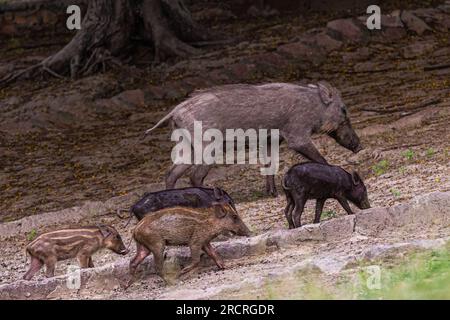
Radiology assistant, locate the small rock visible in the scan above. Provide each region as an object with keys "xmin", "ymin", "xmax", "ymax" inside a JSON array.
[
  {"xmin": 277, "ymin": 42, "xmax": 325, "ymax": 65},
  {"xmin": 400, "ymin": 11, "xmax": 432, "ymax": 35},
  {"xmin": 301, "ymin": 31, "xmax": 343, "ymax": 53},
  {"xmin": 247, "ymin": 5, "xmax": 279, "ymax": 18},
  {"xmin": 381, "ymin": 14, "xmax": 404, "ymax": 28},
  {"xmin": 342, "ymin": 47, "xmax": 371, "ymax": 63},
  {"xmin": 401, "ymin": 41, "xmax": 436, "ymax": 58},
  {"xmin": 227, "ymin": 62, "xmax": 257, "ymax": 81},
  {"xmin": 327, "ymin": 19, "xmax": 367, "ymax": 43},
  {"xmin": 114, "ymin": 90, "xmax": 146, "ymax": 108}
]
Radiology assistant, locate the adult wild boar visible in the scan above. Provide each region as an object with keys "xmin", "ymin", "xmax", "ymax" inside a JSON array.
[
  {"xmin": 131, "ymin": 187, "xmax": 236, "ymax": 221},
  {"xmin": 143, "ymin": 82, "xmax": 363, "ymax": 195}
]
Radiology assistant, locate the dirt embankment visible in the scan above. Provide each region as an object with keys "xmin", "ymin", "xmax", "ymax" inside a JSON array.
[
  {"xmin": 0, "ymin": 191, "xmax": 449, "ymax": 299},
  {"xmin": 1, "ymin": 3, "xmax": 449, "ymax": 223}
]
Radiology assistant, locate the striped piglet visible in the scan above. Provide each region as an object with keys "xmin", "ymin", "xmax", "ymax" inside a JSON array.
[{"xmin": 23, "ymin": 225, "xmax": 128, "ymax": 280}]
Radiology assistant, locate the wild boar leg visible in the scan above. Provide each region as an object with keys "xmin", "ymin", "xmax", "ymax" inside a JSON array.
[
  {"xmin": 291, "ymin": 191, "xmax": 307, "ymax": 228},
  {"xmin": 336, "ymin": 197, "xmax": 354, "ymax": 215},
  {"xmin": 288, "ymin": 139, "xmax": 328, "ymax": 165},
  {"xmin": 44, "ymin": 257, "xmax": 57, "ymax": 278},
  {"xmin": 129, "ymin": 243, "xmax": 151, "ymax": 275},
  {"xmin": 180, "ymin": 243, "xmax": 202, "ymax": 276},
  {"xmin": 189, "ymin": 165, "xmax": 211, "ymax": 187},
  {"xmin": 313, "ymin": 199, "xmax": 326, "ymax": 223},
  {"xmin": 166, "ymin": 164, "xmax": 193, "ymax": 189},
  {"xmin": 263, "ymin": 137, "xmax": 278, "ymax": 196},
  {"xmin": 151, "ymin": 244, "xmax": 166, "ymax": 277},
  {"xmin": 23, "ymin": 256, "xmax": 44, "ymax": 280},
  {"xmin": 265, "ymin": 175, "xmax": 277, "ymax": 197},
  {"xmin": 202, "ymin": 243, "xmax": 225, "ymax": 270},
  {"xmin": 77, "ymin": 254, "xmax": 92, "ymax": 268},
  {"xmin": 88, "ymin": 257, "xmax": 94, "ymax": 268},
  {"xmin": 284, "ymin": 191, "xmax": 295, "ymax": 229},
  {"xmin": 139, "ymin": 238, "xmax": 165, "ymax": 277}
]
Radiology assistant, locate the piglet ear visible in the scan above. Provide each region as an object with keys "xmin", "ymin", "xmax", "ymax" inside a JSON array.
[
  {"xmin": 318, "ymin": 81, "xmax": 335, "ymax": 106},
  {"xmin": 213, "ymin": 187, "xmax": 224, "ymax": 200},
  {"xmin": 213, "ymin": 203, "xmax": 227, "ymax": 219},
  {"xmin": 97, "ymin": 224, "xmax": 111, "ymax": 238},
  {"xmin": 351, "ymin": 171, "xmax": 362, "ymax": 185}
]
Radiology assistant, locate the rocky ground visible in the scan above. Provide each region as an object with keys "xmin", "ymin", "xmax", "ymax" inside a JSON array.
[
  {"xmin": 0, "ymin": 1, "xmax": 449, "ymax": 299},
  {"xmin": 0, "ymin": 191, "xmax": 449, "ymax": 299}
]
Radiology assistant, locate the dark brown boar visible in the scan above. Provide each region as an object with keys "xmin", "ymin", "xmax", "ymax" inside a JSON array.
[
  {"xmin": 131, "ymin": 187, "xmax": 236, "ymax": 221},
  {"xmin": 282, "ymin": 162, "xmax": 370, "ymax": 228},
  {"xmin": 129, "ymin": 202, "xmax": 251, "ymax": 281},
  {"xmin": 23, "ymin": 225, "xmax": 128, "ymax": 280}
]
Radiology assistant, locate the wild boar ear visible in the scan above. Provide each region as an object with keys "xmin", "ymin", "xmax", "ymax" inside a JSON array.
[
  {"xmin": 213, "ymin": 203, "xmax": 227, "ymax": 219},
  {"xmin": 97, "ymin": 224, "xmax": 111, "ymax": 238},
  {"xmin": 318, "ymin": 81, "xmax": 334, "ymax": 106},
  {"xmin": 351, "ymin": 171, "xmax": 362, "ymax": 185},
  {"xmin": 213, "ymin": 187, "xmax": 224, "ymax": 200}
]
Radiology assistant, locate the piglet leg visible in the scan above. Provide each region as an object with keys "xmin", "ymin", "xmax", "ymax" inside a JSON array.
[
  {"xmin": 284, "ymin": 190, "xmax": 295, "ymax": 229},
  {"xmin": 125, "ymin": 243, "xmax": 151, "ymax": 289},
  {"xmin": 44, "ymin": 257, "xmax": 57, "ymax": 278},
  {"xmin": 78, "ymin": 254, "xmax": 91, "ymax": 268},
  {"xmin": 291, "ymin": 193, "xmax": 306, "ymax": 228},
  {"xmin": 129, "ymin": 243, "xmax": 151, "ymax": 276},
  {"xmin": 180, "ymin": 244, "xmax": 202, "ymax": 276},
  {"xmin": 23, "ymin": 256, "xmax": 44, "ymax": 281},
  {"xmin": 314, "ymin": 199, "xmax": 326, "ymax": 223},
  {"xmin": 337, "ymin": 197, "xmax": 354, "ymax": 215},
  {"xmin": 203, "ymin": 243, "xmax": 225, "ymax": 270}
]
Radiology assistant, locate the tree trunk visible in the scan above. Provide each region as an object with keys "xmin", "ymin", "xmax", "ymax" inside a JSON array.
[
  {"xmin": 44, "ymin": 0, "xmax": 134, "ymax": 78},
  {"xmin": 1, "ymin": 0, "xmax": 209, "ymax": 85}
]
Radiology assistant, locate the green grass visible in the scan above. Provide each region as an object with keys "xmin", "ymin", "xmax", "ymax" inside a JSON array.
[
  {"xmin": 390, "ymin": 188, "xmax": 401, "ymax": 197},
  {"xmin": 26, "ymin": 229, "xmax": 37, "ymax": 242},
  {"xmin": 372, "ymin": 159, "xmax": 389, "ymax": 176},
  {"xmin": 321, "ymin": 210, "xmax": 337, "ymax": 220},
  {"xmin": 403, "ymin": 149, "xmax": 415, "ymax": 161},
  {"xmin": 261, "ymin": 247, "xmax": 450, "ymax": 300},
  {"xmin": 425, "ymin": 148, "xmax": 435, "ymax": 158},
  {"xmin": 357, "ymin": 249, "xmax": 450, "ymax": 299}
]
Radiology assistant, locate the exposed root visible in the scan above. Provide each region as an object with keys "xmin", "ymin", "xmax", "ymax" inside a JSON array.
[{"xmin": 0, "ymin": 0, "xmax": 211, "ymax": 88}]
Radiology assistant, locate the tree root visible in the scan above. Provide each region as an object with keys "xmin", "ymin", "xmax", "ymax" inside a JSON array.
[{"xmin": 1, "ymin": 0, "xmax": 211, "ymax": 88}]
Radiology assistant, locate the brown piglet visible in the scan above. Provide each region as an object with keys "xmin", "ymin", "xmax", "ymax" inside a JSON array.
[
  {"xmin": 23, "ymin": 224, "xmax": 128, "ymax": 280},
  {"xmin": 129, "ymin": 202, "xmax": 251, "ymax": 282}
]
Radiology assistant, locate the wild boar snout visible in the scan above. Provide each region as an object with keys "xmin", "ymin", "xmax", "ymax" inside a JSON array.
[
  {"xmin": 217, "ymin": 206, "xmax": 251, "ymax": 237},
  {"xmin": 105, "ymin": 234, "xmax": 128, "ymax": 255},
  {"xmin": 329, "ymin": 121, "xmax": 363, "ymax": 154},
  {"xmin": 361, "ymin": 197, "xmax": 371, "ymax": 210},
  {"xmin": 237, "ymin": 222, "xmax": 251, "ymax": 237},
  {"xmin": 352, "ymin": 143, "xmax": 363, "ymax": 153}
]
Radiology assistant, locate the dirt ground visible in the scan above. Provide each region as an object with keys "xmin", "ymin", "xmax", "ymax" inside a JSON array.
[{"xmin": 0, "ymin": 1, "xmax": 449, "ymax": 299}]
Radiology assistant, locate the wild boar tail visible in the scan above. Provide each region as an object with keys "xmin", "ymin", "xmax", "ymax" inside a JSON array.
[
  {"xmin": 141, "ymin": 110, "xmax": 175, "ymax": 139},
  {"xmin": 115, "ymin": 208, "xmax": 134, "ymax": 228},
  {"xmin": 281, "ymin": 176, "xmax": 291, "ymax": 191},
  {"xmin": 124, "ymin": 209, "xmax": 134, "ymax": 228}
]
